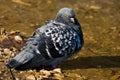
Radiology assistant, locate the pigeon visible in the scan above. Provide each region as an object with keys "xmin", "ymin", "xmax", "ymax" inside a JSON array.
[{"xmin": 6, "ymin": 7, "xmax": 84, "ymax": 70}]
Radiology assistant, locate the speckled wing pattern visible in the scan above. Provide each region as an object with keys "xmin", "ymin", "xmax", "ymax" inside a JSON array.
[{"xmin": 33, "ymin": 20, "xmax": 82, "ymax": 60}]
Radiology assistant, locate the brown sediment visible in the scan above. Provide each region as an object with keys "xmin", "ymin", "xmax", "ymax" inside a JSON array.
[{"xmin": 0, "ymin": 0, "xmax": 120, "ymax": 80}]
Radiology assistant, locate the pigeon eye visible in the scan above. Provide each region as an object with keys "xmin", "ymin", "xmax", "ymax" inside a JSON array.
[{"xmin": 70, "ymin": 18, "xmax": 75, "ymax": 23}]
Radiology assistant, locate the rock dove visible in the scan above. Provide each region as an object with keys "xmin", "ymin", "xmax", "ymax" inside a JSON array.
[{"xmin": 6, "ymin": 7, "xmax": 84, "ymax": 70}]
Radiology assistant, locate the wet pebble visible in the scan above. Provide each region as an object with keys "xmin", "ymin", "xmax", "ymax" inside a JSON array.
[
  {"xmin": 26, "ymin": 75, "xmax": 35, "ymax": 80},
  {"xmin": 11, "ymin": 53, "xmax": 16, "ymax": 57},
  {"xmin": 0, "ymin": 28, "xmax": 6, "ymax": 35},
  {"xmin": 4, "ymin": 48, "xmax": 10, "ymax": 54},
  {"xmin": 14, "ymin": 35, "xmax": 23, "ymax": 42},
  {"xmin": 40, "ymin": 69, "xmax": 51, "ymax": 77},
  {"xmin": 9, "ymin": 31, "xmax": 20, "ymax": 35},
  {"xmin": 0, "ymin": 48, "xmax": 3, "ymax": 52},
  {"xmin": 52, "ymin": 68, "xmax": 62, "ymax": 73},
  {"xmin": 15, "ymin": 77, "xmax": 20, "ymax": 80}
]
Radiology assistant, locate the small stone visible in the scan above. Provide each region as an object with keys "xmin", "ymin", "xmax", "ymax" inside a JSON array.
[
  {"xmin": 0, "ymin": 28, "xmax": 6, "ymax": 35},
  {"xmin": 14, "ymin": 36, "xmax": 23, "ymax": 42},
  {"xmin": 40, "ymin": 69, "xmax": 51, "ymax": 77},
  {"xmin": 52, "ymin": 68, "xmax": 62, "ymax": 73},
  {"xmin": 10, "ymin": 47, "xmax": 17, "ymax": 52},
  {"xmin": 0, "ymin": 48, "xmax": 3, "ymax": 51},
  {"xmin": 9, "ymin": 31, "xmax": 20, "ymax": 35},
  {"xmin": 4, "ymin": 48, "xmax": 10, "ymax": 54},
  {"xmin": 28, "ymin": 70, "xmax": 33, "ymax": 73},
  {"xmin": 15, "ymin": 77, "xmax": 19, "ymax": 80},
  {"xmin": 26, "ymin": 75, "xmax": 35, "ymax": 80},
  {"xmin": 11, "ymin": 53, "xmax": 15, "ymax": 57}
]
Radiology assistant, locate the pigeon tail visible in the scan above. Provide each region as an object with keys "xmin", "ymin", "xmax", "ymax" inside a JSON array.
[{"xmin": 6, "ymin": 50, "xmax": 34, "ymax": 69}]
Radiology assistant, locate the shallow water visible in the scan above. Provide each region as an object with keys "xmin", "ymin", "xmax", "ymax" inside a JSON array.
[{"xmin": 0, "ymin": 0, "xmax": 120, "ymax": 80}]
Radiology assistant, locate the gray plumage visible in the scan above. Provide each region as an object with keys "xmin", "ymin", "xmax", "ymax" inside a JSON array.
[{"xmin": 6, "ymin": 8, "xmax": 84, "ymax": 70}]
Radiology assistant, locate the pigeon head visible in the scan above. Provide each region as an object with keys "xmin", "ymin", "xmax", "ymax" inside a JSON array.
[
  {"xmin": 55, "ymin": 7, "xmax": 78, "ymax": 25},
  {"xmin": 55, "ymin": 8, "xmax": 83, "ymax": 37}
]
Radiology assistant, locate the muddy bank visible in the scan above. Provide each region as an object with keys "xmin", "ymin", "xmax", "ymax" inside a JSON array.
[{"xmin": 0, "ymin": 0, "xmax": 120, "ymax": 80}]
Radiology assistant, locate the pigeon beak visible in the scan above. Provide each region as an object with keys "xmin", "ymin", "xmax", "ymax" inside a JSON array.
[{"xmin": 70, "ymin": 18, "xmax": 75, "ymax": 23}]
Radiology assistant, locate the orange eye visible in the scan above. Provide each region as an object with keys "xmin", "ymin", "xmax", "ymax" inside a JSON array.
[{"xmin": 70, "ymin": 18, "xmax": 75, "ymax": 23}]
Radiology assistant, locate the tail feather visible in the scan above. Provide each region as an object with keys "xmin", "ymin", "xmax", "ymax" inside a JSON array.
[
  {"xmin": 6, "ymin": 50, "xmax": 34, "ymax": 69},
  {"xmin": 6, "ymin": 59, "xmax": 21, "ymax": 68}
]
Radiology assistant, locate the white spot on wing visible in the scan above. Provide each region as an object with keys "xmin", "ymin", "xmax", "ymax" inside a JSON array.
[
  {"xmin": 45, "ymin": 43, "xmax": 53, "ymax": 59},
  {"xmin": 46, "ymin": 48, "xmax": 53, "ymax": 59},
  {"xmin": 53, "ymin": 42, "xmax": 59, "ymax": 50},
  {"xmin": 36, "ymin": 49, "xmax": 41, "ymax": 54}
]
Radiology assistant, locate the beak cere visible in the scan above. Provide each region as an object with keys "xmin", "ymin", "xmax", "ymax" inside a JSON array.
[{"xmin": 70, "ymin": 18, "xmax": 75, "ymax": 23}]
